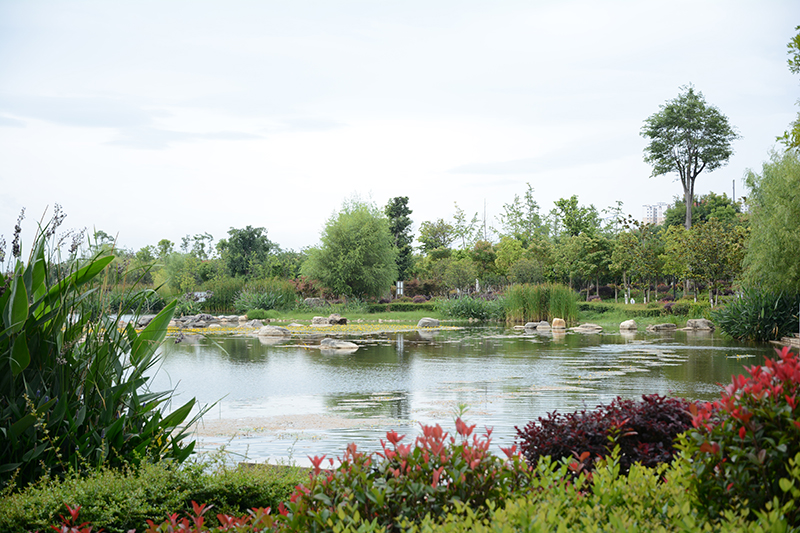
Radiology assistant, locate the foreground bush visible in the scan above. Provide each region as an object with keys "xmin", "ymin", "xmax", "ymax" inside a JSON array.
[
  {"xmin": 680, "ymin": 346, "xmax": 800, "ymax": 526},
  {"xmin": 280, "ymin": 420, "xmax": 530, "ymax": 531},
  {"xmin": 0, "ymin": 213, "xmax": 200, "ymax": 490},
  {"xmin": 0, "ymin": 460, "xmax": 306, "ymax": 533},
  {"xmin": 234, "ymin": 279, "xmax": 297, "ymax": 313},
  {"xmin": 711, "ymin": 288, "xmax": 800, "ymax": 342},
  {"xmin": 516, "ymin": 394, "xmax": 693, "ymax": 475}
]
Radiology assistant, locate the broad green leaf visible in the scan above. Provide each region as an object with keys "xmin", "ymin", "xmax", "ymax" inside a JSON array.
[
  {"xmin": 6, "ymin": 275, "xmax": 29, "ymax": 334},
  {"xmin": 130, "ymin": 299, "xmax": 176, "ymax": 365},
  {"xmin": 46, "ymin": 255, "xmax": 114, "ymax": 301},
  {"xmin": 9, "ymin": 412, "xmax": 37, "ymax": 440},
  {"xmin": 160, "ymin": 398, "xmax": 195, "ymax": 429},
  {"xmin": 10, "ymin": 335, "xmax": 30, "ymax": 375},
  {"xmin": 30, "ymin": 240, "xmax": 47, "ymax": 301},
  {"xmin": 779, "ymin": 477, "xmax": 794, "ymax": 493}
]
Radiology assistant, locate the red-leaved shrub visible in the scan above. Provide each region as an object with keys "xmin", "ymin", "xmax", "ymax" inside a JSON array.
[{"xmin": 516, "ymin": 394, "xmax": 693, "ymax": 474}]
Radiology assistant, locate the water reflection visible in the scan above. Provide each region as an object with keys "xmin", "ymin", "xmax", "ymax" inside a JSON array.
[{"xmin": 150, "ymin": 327, "xmax": 772, "ymax": 465}]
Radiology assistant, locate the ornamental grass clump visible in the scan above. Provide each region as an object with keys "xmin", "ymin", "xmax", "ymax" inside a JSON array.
[
  {"xmin": 679, "ymin": 346, "xmax": 800, "ymax": 525},
  {"xmin": 503, "ymin": 283, "xmax": 578, "ymax": 325},
  {"xmin": 516, "ymin": 394, "xmax": 693, "ymax": 476},
  {"xmin": 711, "ymin": 288, "xmax": 800, "ymax": 342}
]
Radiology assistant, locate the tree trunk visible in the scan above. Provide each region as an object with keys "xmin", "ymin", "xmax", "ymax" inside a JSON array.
[
  {"xmin": 596, "ymin": 275, "xmax": 600, "ymax": 298},
  {"xmin": 684, "ymin": 178, "xmax": 695, "ymax": 229},
  {"xmin": 614, "ymin": 283, "xmax": 618, "ymax": 303},
  {"xmin": 623, "ymin": 272, "xmax": 629, "ymax": 304}
]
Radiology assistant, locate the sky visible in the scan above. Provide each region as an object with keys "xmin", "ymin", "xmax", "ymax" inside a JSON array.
[{"xmin": 1, "ymin": 0, "xmax": 798, "ymax": 255}]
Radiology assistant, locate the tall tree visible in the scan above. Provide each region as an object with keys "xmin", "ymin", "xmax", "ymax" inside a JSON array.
[
  {"xmin": 216, "ymin": 226, "xmax": 274, "ymax": 278},
  {"xmin": 780, "ymin": 25, "xmax": 800, "ymax": 149},
  {"xmin": 452, "ymin": 202, "xmax": 480, "ymax": 250},
  {"xmin": 742, "ymin": 150, "xmax": 800, "ymax": 292},
  {"xmin": 302, "ymin": 198, "xmax": 397, "ymax": 298},
  {"xmin": 418, "ymin": 219, "xmax": 455, "ymax": 253},
  {"xmin": 496, "ymin": 183, "xmax": 544, "ymax": 246},
  {"xmin": 553, "ymin": 196, "xmax": 601, "ymax": 237},
  {"xmin": 385, "ymin": 196, "xmax": 414, "ymax": 281},
  {"xmin": 641, "ymin": 85, "xmax": 739, "ymax": 229}
]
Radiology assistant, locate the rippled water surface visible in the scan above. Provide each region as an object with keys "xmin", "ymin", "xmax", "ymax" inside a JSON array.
[{"xmin": 149, "ymin": 326, "xmax": 772, "ymax": 464}]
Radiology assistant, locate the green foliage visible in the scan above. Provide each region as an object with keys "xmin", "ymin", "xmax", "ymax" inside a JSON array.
[
  {"xmin": 302, "ymin": 198, "xmax": 398, "ymax": 299},
  {"xmin": 680, "ymin": 346, "xmax": 800, "ymax": 525},
  {"xmin": 366, "ymin": 302, "xmax": 436, "ymax": 313},
  {"xmin": 216, "ymin": 226, "xmax": 275, "ymax": 279},
  {"xmin": 104, "ymin": 287, "xmax": 166, "ymax": 314},
  {"xmin": 495, "ymin": 182, "xmax": 545, "ymax": 246},
  {"xmin": 417, "ymin": 218, "xmax": 455, "ymax": 253},
  {"xmin": 174, "ymin": 292, "xmax": 203, "ymax": 317},
  {"xmin": 244, "ymin": 308, "xmax": 279, "ymax": 320},
  {"xmin": 779, "ymin": 25, "xmax": 800, "ymax": 149},
  {"xmin": 503, "ymin": 283, "xmax": 578, "ymax": 325},
  {"xmin": 435, "ymin": 296, "xmax": 504, "ymax": 321},
  {"xmin": 662, "ymin": 192, "xmax": 745, "ymax": 229},
  {"xmin": 233, "ymin": 279, "xmax": 297, "ymax": 313},
  {"xmin": 711, "ymin": 289, "xmax": 800, "ymax": 342},
  {"xmin": 552, "ymin": 195, "xmax": 602, "ymax": 237},
  {"xmin": 743, "ymin": 150, "xmax": 800, "ymax": 293},
  {"xmin": 385, "ymin": 196, "xmax": 414, "ymax": 281},
  {"xmin": 200, "ymin": 277, "xmax": 247, "ymax": 313},
  {"xmin": 279, "ymin": 421, "xmax": 532, "ymax": 531},
  {"xmin": 641, "ymin": 85, "xmax": 739, "ymax": 229},
  {"xmin": 0, "ymin": 215, "xmax": 201, "ymax": 490},
  {"xmin": 0, "ymin": 460, "xmax": 306, "ymax": 533}
]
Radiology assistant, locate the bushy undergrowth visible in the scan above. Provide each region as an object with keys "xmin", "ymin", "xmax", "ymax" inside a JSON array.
[
  {"xmin": 234, "ymin": 279, "xmax": 297, "ymax": 313},
  {"xmin": 201, "ymin": 277, "xmax": 247, "ymax": 313},
  {"xmin": 711, "ymin": 288, "xmax": 800, "ymax": 342},
  {"xmin": 680, "ymin": 346, "xmax": 800, "ymax": 525},
  {"xmin": 504, "ymin": 283, "xmax": 578, "ymax": 325},
  {"xmin": 104, "ymin": 287, "xmax": 166, "ymax": 314},
  {"xmin": 516, "ymin": 394, "xmax": 693, "ymax": 475},
  {"xmin": 435, "ymin": 295, "xmax": 504, "ymax": 320},
  {"xmin": 0, "ymin": 460, "xmax": 306, "ymax": 533}
]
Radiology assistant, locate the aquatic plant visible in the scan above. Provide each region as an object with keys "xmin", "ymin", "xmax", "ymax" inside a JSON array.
[
  {"xmin": 711, "ymin": 288, "xmax": 800, "ymax": 342},
  {"xmin": 503, "ymin": 283, "xmax": 578, "ymax": 325}
]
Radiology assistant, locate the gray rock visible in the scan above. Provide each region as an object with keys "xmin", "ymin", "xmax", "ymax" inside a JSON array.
[
  {"xmin": 537, "ymin": 321, "xmax": 551, "ymax": 330},
  {"xmin": 328, "ymin": 313, "xmax": 348, "ymax": 325},
  {"xmin": 646, "ymin": 323, "xmax": 677, "ymax": 332},
  {"xmin": 573, "ymin": 323, "xmax": 603, "ymax": 334},
  {"xmin": 257, "ymin": 325, "xmax": 290, "ymax": 337},
  {"xmin": 417, "ymin": 317, "xmax": 440, "ymax": 328},
  {"xmin": 523, "ymin": 322, "xmax": 539, "ymax": 329},
  {"xmin": 619, "ymin": 319, "xmax": 638, "ymax": 330},
  {"xmin": 287, "ymin": 322, "xmax": 304, "ymax": 328},
  {"xmin": 312, "ymin": 316, "xmax": 330, "ymax": 325},
  {"xmin": 320, "ymin": 338, "xmax": 359, "ymax": 350},
  {"xmin": 245, "ymin": 319, "xmax": 265, "ymax": 328},
  {"xmin": 686, "ymin": 318, "xmax": 715, "ymax": 330},
  {"xmin": 208, "ymin": 324, "xmax": 221, "ymax": 329}
]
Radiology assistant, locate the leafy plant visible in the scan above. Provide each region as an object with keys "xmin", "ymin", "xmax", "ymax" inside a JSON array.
[
  {"xmin": 679, "ymin": 346, "xmax": 800, "ymax": 525},
  {"xmin": 0, "ymin": 213, "xmax": 202, "ymax": 489},
  {"xmin": 234, "ymin": 279, "xmax": 297, "ymax": 313},
  {"xmin": 279, "ymin": 420, "xmax": 532, "ymax": 531},
  {"xmin": 516, "ymin": 394, "xmax": 693, "ymax": 475},
  {"xmin": 435, "ymin": 295, "xmax": 503, "ymax": 320},
  {"xmin": 711, "ymin": 288, "xmax": 800, "ymax": 342}
]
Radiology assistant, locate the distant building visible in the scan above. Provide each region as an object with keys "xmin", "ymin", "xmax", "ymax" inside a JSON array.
[{"xmin": 642, "ymin": 202, "xmax": 667, "ymax": 225}]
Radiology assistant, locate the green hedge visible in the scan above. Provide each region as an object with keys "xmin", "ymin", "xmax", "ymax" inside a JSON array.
[
  {"xmin": 366, "ymin": 302, "xmax": 436, "ymax": 313},
  {"xmin": 0, "ymin": 461, "xmax": 306, "ymax": 533}
]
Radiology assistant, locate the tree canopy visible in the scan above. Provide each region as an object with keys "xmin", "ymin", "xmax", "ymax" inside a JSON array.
[
  {"xmin": 216, "ymin": 226, "xmax": 274, "ymax": 278},
  {"xmin": 641, "ymin": 86, "xmax": 739, "ymax": 229},
  {"xmin": 302, "ymin": 199, "xmax": 397, "ymax": 299},
  {"xmin": 385, "ymin": 196, "xmax": 414, "ymax": 281}
]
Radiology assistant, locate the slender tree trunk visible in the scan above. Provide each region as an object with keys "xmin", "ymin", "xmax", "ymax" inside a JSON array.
[
  {"xmin": 614, "ymin": 282, "xmax": 618, "ymax": 303},
  {"xmin": 596, "ymin": 275, "xmax": 600, "ymax": 298}
]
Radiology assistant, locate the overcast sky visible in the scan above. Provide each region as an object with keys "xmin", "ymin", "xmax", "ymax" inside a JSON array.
[{"xmin": 1, "ymin": 1, "xmax": 797, "ymax": 254}]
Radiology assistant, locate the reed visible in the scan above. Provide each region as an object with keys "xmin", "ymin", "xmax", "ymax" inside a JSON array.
[{"xmin": 504, "ymin": 283, "xmax": 578, "ymax": 325}]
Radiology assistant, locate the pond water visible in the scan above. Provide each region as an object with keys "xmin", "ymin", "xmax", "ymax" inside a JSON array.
[{"xmin": 149, "ymin": 326, "xmax": 772, "ymax": 466}]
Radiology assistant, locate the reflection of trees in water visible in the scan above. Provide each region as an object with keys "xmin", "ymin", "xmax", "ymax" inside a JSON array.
[{"xmin": 324, "ymin": 391, "xmax": 412, "ymax": 420}]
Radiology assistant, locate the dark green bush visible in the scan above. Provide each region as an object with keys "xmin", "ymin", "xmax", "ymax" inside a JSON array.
[
  {"xmin": 711, "ymin": 288, "xmax": 800, "ymax": 342},
  {"xmin": 0, "ymin": 461, "xmax": 306, "ymax": 533}
]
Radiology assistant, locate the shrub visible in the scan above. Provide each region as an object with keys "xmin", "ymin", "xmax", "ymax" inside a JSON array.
[
  {"xmin": 516, "ymin": 394, "xmax": 693, "ymax": 475},
  {"xmin": 279, "ymin": 420, "xmax": 531, "ymax": 531},
  {"xmin": 0, "ymin": 213, "xmax": 201, "ymax": 490},
  {"xmin": 679, "ymin": 346, "xmax": 800, "ymax": 525},
  {"xmin": 412, "ymin": 295, "xmax": 427, "ymax": 303},
  {"xmin": 435, "ymin": 295, "xmax": 504, "ymax": 320},
  {"xmin": 233, "ymin": 279, "xmax": 296, "ymax": 313},
  {"xmin": 201, "ymin": 277, "xmax": 246, "ymax": 313},
  {"xmin": 711, "ymin": 288, "xmax": 800, "ymax": 342},
  {"xmin": 245, "ymin": 309, "xmax": 279, "ymax": 320},
  {"xmin": 671, "ymin": 301, "xmax": 691, "ymax": 316},
  {"xmin": 0, "ymin": 460, "xmax": 305, "ymax": 533}
]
